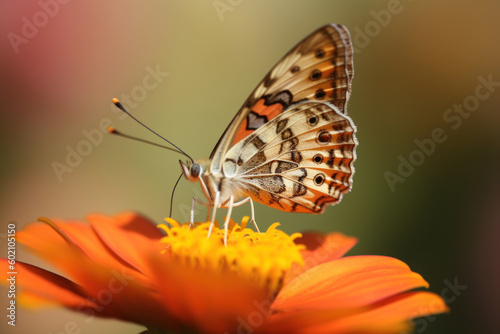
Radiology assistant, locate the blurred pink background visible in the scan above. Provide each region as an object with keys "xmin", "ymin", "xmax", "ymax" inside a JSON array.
[{"xmin": 1, "ymin": 1, "xmax": 499, "ymax": 333}]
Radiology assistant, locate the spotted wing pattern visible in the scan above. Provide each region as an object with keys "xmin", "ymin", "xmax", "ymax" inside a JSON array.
[
  {"xmin": 210, "ymin": 24, "xmax": 354, "ymax": 173},
  {"xmin": 222, "ymin": 101, "xmax": 357, "ymax": 213}
]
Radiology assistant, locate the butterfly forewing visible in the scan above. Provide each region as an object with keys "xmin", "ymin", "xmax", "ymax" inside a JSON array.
[
  {"xmin": 210, "ymin": 24, "xmax": 354, "ymax": 173},
  {"xmin": 185, "ymin": 24, "xmax": 356, "ymax": 220}
]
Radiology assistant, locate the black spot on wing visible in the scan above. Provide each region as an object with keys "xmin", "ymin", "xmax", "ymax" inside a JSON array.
[
  {"xmin": 315, "ymin": 89, "xmax": 326, "ymax": 100},
  {"xmin": 309, "ymin": 69, "xmax": 322, "ymax": 81},
  {"xmin": 305, "ymin": 110, "xmax": 319, "ymax": 126},
  {"xmin": 315, "ymin": 48, "xmax": 326, "ymax": 58}
]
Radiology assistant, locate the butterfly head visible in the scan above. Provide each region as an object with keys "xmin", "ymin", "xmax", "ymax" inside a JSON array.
[{"xmin": 179, "ymin": 160, "xmax": 203, "ymax": 182}]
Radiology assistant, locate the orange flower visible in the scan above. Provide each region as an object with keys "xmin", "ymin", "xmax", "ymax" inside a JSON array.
[{"xmin": 1, "ymin": 212, "xmax": 448, "ymax": 333}]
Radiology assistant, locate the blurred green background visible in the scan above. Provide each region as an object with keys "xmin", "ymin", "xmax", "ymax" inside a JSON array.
[{"xmin": 1, "ymin": 1, "xmax": 499, "ymax": 333}]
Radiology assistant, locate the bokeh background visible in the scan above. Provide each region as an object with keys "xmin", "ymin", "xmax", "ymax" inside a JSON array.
[{"xmin": 1, "ymin": 1, "xmax": 499, "ymax": 333}]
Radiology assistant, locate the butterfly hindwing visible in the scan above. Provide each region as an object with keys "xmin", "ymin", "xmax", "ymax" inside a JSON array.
[
  {"xmin": 222, "ymin": 101, "xmax": 357, "ymax": 213},
  {"xmin": 210, "ymin": 24, "xmax": 354, "ymax": 173}
]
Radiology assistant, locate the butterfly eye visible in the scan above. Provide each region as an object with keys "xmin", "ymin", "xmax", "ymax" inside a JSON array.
[
  {"xmin": 313, "ymin": 154, "xmax": 323, "ymax": 164},
  {"xmin": 191, "ymin": 163, "xmax": 201, "ymax": 178},
  {"xmin": 314, "ymin": 173, "xmax": 326, "ymax": 186}
]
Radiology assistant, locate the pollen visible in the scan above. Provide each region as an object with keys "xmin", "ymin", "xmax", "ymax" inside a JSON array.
[{"xmin": 158, "ymin": 217, "xmax": 305, "ymax": 292}]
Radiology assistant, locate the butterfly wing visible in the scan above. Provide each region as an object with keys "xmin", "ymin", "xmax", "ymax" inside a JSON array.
[
  {"xmin": 221, "ymin": 101, "xmax": 357, "ymax": 213},
  {"xmin": 210, "ymin": 24, "xmax": 354, "ymax": 173}
]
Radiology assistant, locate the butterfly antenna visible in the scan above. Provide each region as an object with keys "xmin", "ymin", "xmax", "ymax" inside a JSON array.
[
  {"xmin": 169, "ymin": 173, "xmax": 183, "ymax": 217},
  {"xmin": 107, "ymin": 126, "xmax": 184, "ymax": 154},
  {"xmin": 112, "ymin": 98, "xmax": 193, "ymax": 162}
]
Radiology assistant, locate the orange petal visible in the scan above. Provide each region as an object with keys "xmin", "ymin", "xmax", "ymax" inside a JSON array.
[
  {"xmin": 312, "ymin": 291, "xmax": 449, "ymax": 334},
  {"xmin": 18, "ymin": 218, "xmax": 126, "ymax": 276},
  {"xmin": 86, "ymin": 212, "xmax": 164, "ymax": 274},
  {"xmin": 1, "ymin": 259, "xmax": 94, "ymax": 310},
  {"xmin": 3, "ymin": 259, "xmax": 167, "ymax": 326},
  {"xmin": 14, "ymin": 214, "xmax": 169, "ymax": 325},
  {"xmin": 275, "ymin": 255, "xmax": 429, "ymax": 312},
  {"xmin": 263, "ymin": 291, "xmax": 448, "ymax": 334},
  {"xmin": 145, "ymin": 253, "xmax": 269, "ymax": 333},
  {"xmin": 18, "ymin": 213, "xmax": 160, "ymax": 286},
  {"xmin": 285, "ymin": 232, "xmax": 357, "ymax": 283}
]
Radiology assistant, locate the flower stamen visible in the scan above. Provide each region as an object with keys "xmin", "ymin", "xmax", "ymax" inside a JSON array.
[{"xmin": 158, "ymin": 217, "xmax": 304, "ymax": 293}]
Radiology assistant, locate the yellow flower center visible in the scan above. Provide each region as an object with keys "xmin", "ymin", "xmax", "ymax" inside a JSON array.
[{"xmin": 158, "ymin": 217, "xmax": 304, "ymax": 292}]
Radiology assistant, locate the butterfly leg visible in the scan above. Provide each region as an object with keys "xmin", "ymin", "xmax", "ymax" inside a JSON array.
[
  {"xmin": 207, "ymin": 191, "xmax": 220, "ymax": 238},
  {"xmin": 232, "ymin": 197, "xmax": 260, "ymax": 233},
  {"xmin": 248, "ymin": 197, "xmax": 259, "ymax": 233},
  {"xmin": 223, "ymin": 195, "xmax": 234, "ymax": 247},
  {"xmin": 190, "ymin": 197, "xmax": 196, "ymax": 226},
  {"xmin": 191, "ymin": 197, "xmax": 211, "ymax": 226},
  {"xmin": 205, "ymin": 206, "xmax": 211, "ymax": 223}
]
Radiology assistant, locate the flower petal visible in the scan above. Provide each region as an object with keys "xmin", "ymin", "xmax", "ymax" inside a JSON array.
[
  {"xmin": 86, "ymin": 212, "xmax": 164, "ymax": 274},
  {"xmin": 146, "ymin": 253, "xmax": 270, "ymax": 333},
  {"xmin": 1, "ymin": 259, "xmax": 94, "ymax": 309},
  {"xmin": 311, "ymin": 291, "xmax": 449, "ymax": 334},
  {"xmin": 15, "ymin": 214, "xmax": 170, "ymax": 326},
  {"xmin": 285, "ymin": 232, "xmax": 357, "ymax": 283},
  {"xmin": 275, "ymin": 255, "xmax": 429, "ymax": 311},
  {"xmin": 18, "ymin": 217, "xmax": 126, "ymax": 276},
  {"xmin": 263, "ymin": 291, "xmax": 448, "ymax": 334}
]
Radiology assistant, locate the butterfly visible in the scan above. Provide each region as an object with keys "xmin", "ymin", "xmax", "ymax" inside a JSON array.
[
  {"xmin": 112, "ymin": 23, "xmax": 357, "ymax": 239},
  {"xmin": 179, "ymin": 24, "xmax": 357, "ymax": 233}
]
